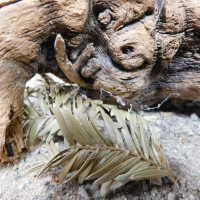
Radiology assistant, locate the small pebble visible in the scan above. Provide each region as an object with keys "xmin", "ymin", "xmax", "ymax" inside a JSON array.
[
  {"xmin": 190, "ymin": 113, "xmax": 199, "ymax": 121},
  {"xmin": 168, "ymin": 192, "xmax": 175, "ymax": 200},
  {"xmin": 193, "ymin": 53, "xmax": 200, "ymax": 60}
]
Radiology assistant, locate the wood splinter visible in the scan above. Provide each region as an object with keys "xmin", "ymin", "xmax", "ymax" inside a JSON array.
[{"xmin": 54, "ymin": 34, "xmax": 94, "ymax": 88}]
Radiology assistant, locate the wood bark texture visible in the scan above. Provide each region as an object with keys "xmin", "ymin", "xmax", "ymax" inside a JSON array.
[
  {"xmin": 1, "ymin": 0, "xmax": 200, "ymax": 162},
  {"xmin": 54, "ymin": 0, "xmax": 200, "ymax": 109},
  {"xmin": 0, "ymin": 0, "xmax": 89, "ymax": 162}
]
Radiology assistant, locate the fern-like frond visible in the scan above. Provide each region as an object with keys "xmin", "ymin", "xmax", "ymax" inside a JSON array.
[
  {"xmin": 25, "ymin": 75, "xmax": 170, "ymax": 197},
  {"xmin": 39, "ymin": 145, "xmax": 170, "ymax": 197},
  {"xmin": 24, "ymin": 75, "xmax": 72, "ymax": 145}
]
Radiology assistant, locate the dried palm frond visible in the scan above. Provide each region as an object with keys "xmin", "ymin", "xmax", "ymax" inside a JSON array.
[{"xmin": 24, "ymin": 77, "xmax": 171, "ymax": 197}]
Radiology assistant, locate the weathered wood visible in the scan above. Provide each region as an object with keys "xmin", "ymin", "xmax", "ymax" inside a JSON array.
[
  {"xmin": 1, "ymin": 0, "xmax": 200, "ymax": 162},
  {"xmin": 0, "ymin": 0, "xmax": 89, "ymax": 162},
  {"xmin": 54, "ymin": 0, "xmax": 200, "ymax": 108}
]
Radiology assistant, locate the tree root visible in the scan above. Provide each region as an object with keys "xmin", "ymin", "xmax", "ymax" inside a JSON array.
[{"xmin": 0, "ymin": 118, "xmax": 25, "ymax": 163}]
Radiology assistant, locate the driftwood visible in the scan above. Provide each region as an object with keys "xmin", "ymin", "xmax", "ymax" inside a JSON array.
[
  {"xmin": 1, "ymin": 0, "xmax": 200, "ymax": 162},
  {"xmin": 54, "ymin": 0, "xmax": 200, "ymax": 108},
  {"xmin": 0, "ymin": 0, "xmax": 89, "ymax": 162}
]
